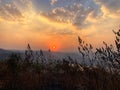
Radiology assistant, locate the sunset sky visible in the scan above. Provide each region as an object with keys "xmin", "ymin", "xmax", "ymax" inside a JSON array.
[{"xmin": 0, "ymin": 0, "xmax": 120, "ymax": 52}]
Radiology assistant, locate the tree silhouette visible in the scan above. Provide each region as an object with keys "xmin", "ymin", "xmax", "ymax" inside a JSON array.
[
  {"xmin": 113, "ymin": 29, "xmax": 120, "ymax": 52},
  {"xmin": 78, "ymin": 28, "xmax": 120, "ymax": 70},
  {"xmin": 24, "ymin": 43, "xmax": 33, "ymax": 65}
]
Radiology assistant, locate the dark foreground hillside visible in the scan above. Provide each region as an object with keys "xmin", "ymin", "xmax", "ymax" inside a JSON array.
[{"xmin": 0, "ymin": 56, "xmax": 120, "ymax": 90}]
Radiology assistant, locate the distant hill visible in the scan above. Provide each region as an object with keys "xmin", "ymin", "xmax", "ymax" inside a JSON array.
[
  {"xmin": 0, "ymin": 48, "xmax": 81, "ymax": 61},
  {"xmin": 0, "ymin": 48, "xmax": 12, "ymax": 60}
]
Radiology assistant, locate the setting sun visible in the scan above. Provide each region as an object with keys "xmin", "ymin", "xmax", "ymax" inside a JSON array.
[
  {"xmin": 52, "ymin": 46, "xmax": 56, "ymax": 49},
  {"xmin": 50, "ymin": 45, "xmax": 58, "ymax": 51},
  {"xmin": 48, "ymin": 41, "xmax": 61, "ymax": 52}
]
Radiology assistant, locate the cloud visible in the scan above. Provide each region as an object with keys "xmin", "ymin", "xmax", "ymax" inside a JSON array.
[
  {"xmin": 0, "ymin": 1, "xmax": 23, "ymax": 21},
  {"xmin": 50, "ymin": 0, "xmax": 58, "ymax": 5},
  {"xmin": 41, "ymin": 3, "xmax": 97, "ymax": 28},
  {"xmin": 95, "ymin": 0, "xmax": 120, "ymax": 14},
  {"xmin": 40, "ymin": 0, "xmax": 120, "ymax": 30},
  {"xmin": 47, "ymin": 28, "xmax": 76, "ymax": 36}
]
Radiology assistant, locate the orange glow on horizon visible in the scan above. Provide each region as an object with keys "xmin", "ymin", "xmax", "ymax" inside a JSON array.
[
  {"xmin": 52, "ymin": 46, "xmax": 56, "ymax": 49},
  {"xmin": 48, "ymin": 41, "xmax": 61, "ymax": 52},
  {"xmin": 51, "ymin": 45, "xmax": 57, "ymax": 51}
]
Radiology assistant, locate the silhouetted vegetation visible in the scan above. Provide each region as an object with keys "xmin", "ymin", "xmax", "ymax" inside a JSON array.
[{"xmin": 0, "ymin": 29, "xmax": 120, "ymax": 90}]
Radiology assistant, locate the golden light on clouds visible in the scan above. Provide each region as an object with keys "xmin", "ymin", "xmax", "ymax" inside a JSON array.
[{"xmin": 0, "ymin": 0, "xmax": 120, "ymax": 52}]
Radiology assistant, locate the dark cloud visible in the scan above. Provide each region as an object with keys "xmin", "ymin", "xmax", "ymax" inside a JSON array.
[
  {"xmin": 95, "ymin": 0, "xmax": 120, "ymax": 14},
  {"xmin": 53, "ymin": 29, "xmax": 75, "ymax": 35},
  {"xmin": 50, "ymin": 0, "xmax": 58, "ymax": 5}
]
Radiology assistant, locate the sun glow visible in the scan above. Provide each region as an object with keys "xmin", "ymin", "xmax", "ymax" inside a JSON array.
[
  {"xmin": 49, "ymin": 45, "xmax": 57, "ymax": 51},
  {"xmin": 52, "ymin": 45, "xmax": 56, "ymax": 49},
  {"xmin": 49, "ymin": 42, "xmax": 61, "ymax": 52}
]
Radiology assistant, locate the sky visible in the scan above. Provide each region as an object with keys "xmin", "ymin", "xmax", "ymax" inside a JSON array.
[{"xmin": 0, "ymin": 0, "xmax": 120, "ymax": 52}]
